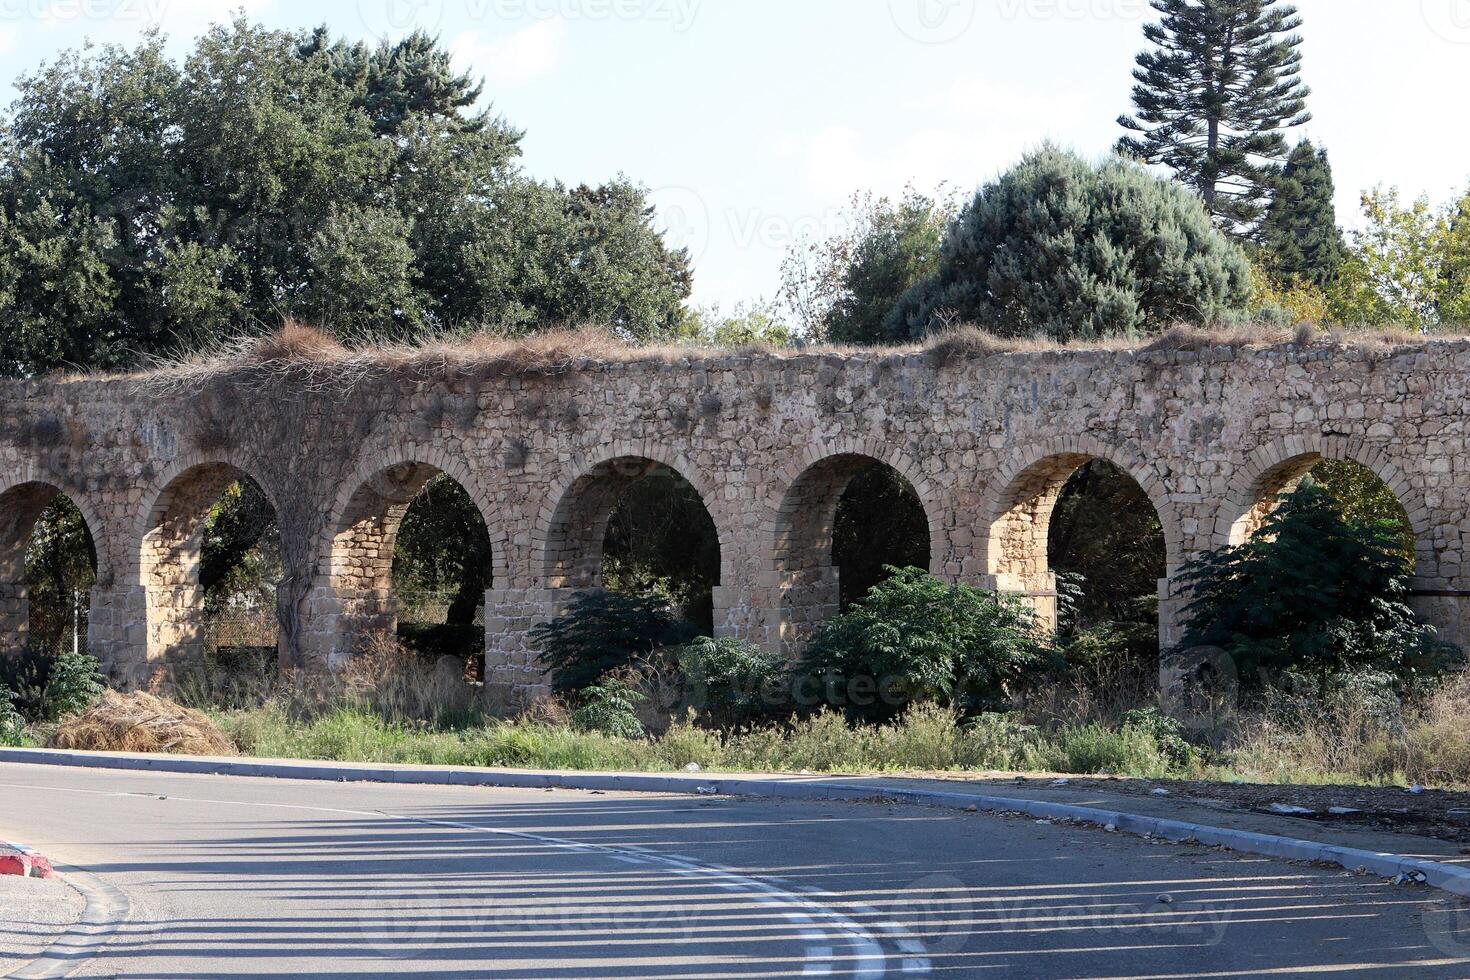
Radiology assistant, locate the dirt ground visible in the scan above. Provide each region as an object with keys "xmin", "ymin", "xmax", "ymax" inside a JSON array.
[{"xmin": 929, "ymin": 772, "xmax": 1470, "ymax": 845}]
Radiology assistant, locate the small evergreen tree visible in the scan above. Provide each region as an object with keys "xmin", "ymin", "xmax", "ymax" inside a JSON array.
[
  {"xmin": 531, "ymin": 591, "xmax": 698, "ymax": 694},
  {"xmin": 888, "ymin": 148, "xmax": 1252, "ymax": 341},
  {"xmin": 1117, "ymin": 0, "xmax": 1312, "ymax": 232},
  {"xmin": 1178, "ymin": 479, "xmax": 1441, "ymax": 689},
  {"xmin": 1258, "ymin": 139, "xmax": 1345, "ymax": 289},
  {"xmin": 798, "ymin": 567, "xmax": 1049, "ymax": 722}
]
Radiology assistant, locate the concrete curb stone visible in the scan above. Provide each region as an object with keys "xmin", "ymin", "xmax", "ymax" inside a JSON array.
[{"xmin": 4, "ymin": 747, "xmax": 1467, "ymax": 898}]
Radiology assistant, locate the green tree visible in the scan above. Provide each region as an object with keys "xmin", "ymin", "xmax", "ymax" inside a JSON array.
[
  {"xmin": 1178, "ymin": 479, "xmax": 1438, "ymax": 689},
  {"xmin": 0, "ymin": 21, "xmax": 692, "ymax": 377},
  {"xmin": 798, "ymin": 567, "xmax": 1049, "ymax": 722},
  {"xmin": 889, "ymin": 148, "xmax": 1252, "ymax": 341},
  {"xmin": 1257, "ymin": 139, "xmax": 1345, "ymax": 288},
  {"xmin": 1117, "ymin": 0, "xmax": 1312, "ymax": 232},
  {"xmin": 1328, "ymin": 186, "xmax": 1469, "ymax": 329},
  {"xmin": 531, "ymin": 591, "xmax": 699, "ymax": 695},
  {"xmin": 23, "ymin": 497, "xmax": 96, "ymax": 655},
  {"xmin": 392, "ymin": 475, "xmax": 493, "ymax": 627},
  {"xmin": 1440, "ymin": 190, "xmax": 1470, "ymax": 325},
  {"xmin": 600, "ymin": 467, "xmax": 722, "ymax": 632},
  {"xmin": 675, "ymin": 301, "xmax": 793, "ymax": 347},
  {"xmin": 780, "ymin": 186, "xmax": 958, "ymax": 344}
]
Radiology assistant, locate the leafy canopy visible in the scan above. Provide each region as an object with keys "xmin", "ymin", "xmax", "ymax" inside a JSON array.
[
  {"xmin": 1178, "ymin": 479, "xmax": 1439, "ymax": 687},
  {"xmin": 0, "ymin": 21, "xmax": 691, "ymax": 376},
  {"xmin": 889, "ymin": 148, "xmax": 1252, "ymax": 341},
  {"xmin": 799, "ymin": 567, "xmax": 1050, "ymax": 722}
]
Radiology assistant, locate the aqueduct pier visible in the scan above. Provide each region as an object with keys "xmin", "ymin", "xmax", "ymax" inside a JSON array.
[{"xmin": 1, "ymin": 337, "xmax": 1465, "ymax": 699}]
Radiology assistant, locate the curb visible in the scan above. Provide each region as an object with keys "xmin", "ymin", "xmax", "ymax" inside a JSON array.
[
  {"xmin": 3, "ymin": 747, "xmax": 1468, "ymax": 898},
  {"xmin": 0, "ymin": 840, "xmax": 55, "ymax": 879}
]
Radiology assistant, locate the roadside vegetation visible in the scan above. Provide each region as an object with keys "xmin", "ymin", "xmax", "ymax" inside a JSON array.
[{"xmin": 4, "ymin": 6, "xmax": 1470, "ymax": 798}]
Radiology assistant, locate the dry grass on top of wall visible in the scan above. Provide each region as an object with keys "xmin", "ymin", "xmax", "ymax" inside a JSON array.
[{"xmin": 94, "ymin": 318, "xmax": 1470, "ymax": 393}]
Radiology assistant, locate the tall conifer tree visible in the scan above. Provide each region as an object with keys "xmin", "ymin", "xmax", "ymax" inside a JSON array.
[
  {"xmin": 1117, "ymin": 0, "xmax": 1312, "ymax": 233},
  {"xmin": 1259, "ymin": 139, "xmax": 1345, "ymax": 288}
]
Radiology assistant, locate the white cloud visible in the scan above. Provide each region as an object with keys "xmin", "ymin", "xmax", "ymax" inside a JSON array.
[
  {"xmin": 792, "ymin": 76, "xmax": 1093, "ymax": 200},
  {"xmin": 451, "ymin": 20, "xmax": 565, "ymax": 90}
]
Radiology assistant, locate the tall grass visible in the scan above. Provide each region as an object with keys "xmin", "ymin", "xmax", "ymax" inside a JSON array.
[{"xmin": 170, "ymin": 635, "xmax": 1470, "ymax": 787}]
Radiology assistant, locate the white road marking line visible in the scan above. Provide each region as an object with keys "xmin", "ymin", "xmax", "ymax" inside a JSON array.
[{"xmin": 0, "ymin": 779, "xmax": 918, "ymax": 977}]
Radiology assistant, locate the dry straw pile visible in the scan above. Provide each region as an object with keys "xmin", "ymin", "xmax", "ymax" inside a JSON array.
[{"xmin": 50, "ymin": 690, "xmax": 236, "ymax": 755}]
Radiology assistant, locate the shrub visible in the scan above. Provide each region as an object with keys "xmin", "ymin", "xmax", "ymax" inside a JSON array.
[
  {"xmin": 43, "ymin": 649, "xmax": 104, "ymax": 719},
  {"xmin": 0, "ymin": 648, "xmax": 103, "ymax": 722},
  {"xmin": 1121, "ymin": 707, "xmax": 1197, "ymax": 768},
  {"xmin": 532, "ymin": 591, "xmax": 699, "ymax": 694},
  {"xmin": 1178, "ymin": 479, "xmax": 1449, "ymax": 690},
  {"xmin": 798, "ymin": 567, "xmax": 1051, "ymax": 722},
  {"xmin": 888, "ymin": 146, "xmax": 1252, "ymax": 341},
  {"xmin": 570, "ymin": 678, "xmax": 647, "ymax": 739},
  {"xmin": 680, "ymin": 636, "xmax": 790, "ymax": 728},
  {"xmin": 0, "ymin": 686, "xmax": 26, "ymax": 746}
]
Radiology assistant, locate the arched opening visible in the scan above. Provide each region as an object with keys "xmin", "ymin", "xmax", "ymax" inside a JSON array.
[
  {"xmin": 988, "ymin": 453, "xmax": 1170, "ymax": 651},
  {"xmin": 774, "ymin": 454, "xmax": 932, "ymax": 647},
  {"xmin": 544, "ymin": 457, "xmax": 721, "ymax": 633},
  {"xmin": 391, "ymin": 475, "xmax": 494, "ymax": 674},
  {"xmin": 1232, "ymin": 455, "xmax": 1417, "ymax": 569},
  {"xmin": 1048, "ymin": 461, "xmax": 1167, "ymax": 697},
  {"xmin": 141, "ymin": 464, "xmax": 280, "ymax": 667},
  {"xmin": 0, "ymin": 484, "xmax": 97, "ymax": 660},
  {"xmin": 329, "ymin": 462, "xmax": 493, "ymax": 666}
]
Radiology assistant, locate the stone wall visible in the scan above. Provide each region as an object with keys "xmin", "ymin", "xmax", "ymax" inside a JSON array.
[{"xmin": 2, "ymin": 338, "xmax": 1466, "ymax": 701}]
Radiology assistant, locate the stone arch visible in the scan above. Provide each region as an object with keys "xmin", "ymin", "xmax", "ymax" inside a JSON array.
[
  {"xmin": 314, "ymin": 448, "xmax": 502, "ymax": 666},
  {"xmin": 1218, "ymin": 434, "xmax": 1436, "ymax": 578},
  {"xmin": 764, "ymin": 436, "xmax": 947, "ymax": 575},
  {"xmin": 0, "ymin": 467, "xmax": 105, "ymax": 659},
  {"xmin": 326, "ymin": 448, "xmax": 506, "ymax": 592},
  {"xmin": 981, "ymin": 435, "xmax": 1184, "ymax": 634},
  {"xmin": 536, "ymin": 444, "xmax": 730, "ymax": 589},
  {"xmin": 133, "ymin": 454, "xmax": 278, "ymax": 667},
  {"xmin": 134, "ymin": 454, "xmax": 277, "ymax": 589},
  {"xmin": 766, "ymin": 442, "xmax": 940, "ymax": 650}
]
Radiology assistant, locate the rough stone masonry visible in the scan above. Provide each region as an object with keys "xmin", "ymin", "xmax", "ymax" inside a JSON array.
[{"xmin": 1, "ymin": 335, "xmax": 1465, "ymax": 701}]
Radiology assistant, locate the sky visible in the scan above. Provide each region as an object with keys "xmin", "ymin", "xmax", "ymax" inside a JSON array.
[{"xmin": 0, "ymin": 0, "xmax": 1466, "ymax": 309}]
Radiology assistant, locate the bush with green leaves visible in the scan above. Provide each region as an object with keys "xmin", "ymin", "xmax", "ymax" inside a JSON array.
[
  {"xmin": 531, "ymin": 591, "xmax": 699, "ymax": 694},
  {"xmin": 798, "ymin": 567, "xmax": 1052, "ymax": 722},
  {"xmin": 1179, "ymin": 478, "xmax": 1448, "ymax": 691},
  {"xmin": 1120, "ymin": 707, "xmax": 1197, "ymax": 768},
  {"xmin": 570, "ymin": 679, "xmax": 647, "ymax": 739},
  {"xmin": 888, "ymin": 147, "xmax": 1252, "ymax": 342},
  {"xmin": 679, "ymin": 636, "xmax": 790, "ymax": 728},
  {"xmin": 0, "ymin": 648, "xmax": 104, "ymax": 722},
  {"xmin": 0, "ymin": 686, "xmax": 26, "ymax": 746}
]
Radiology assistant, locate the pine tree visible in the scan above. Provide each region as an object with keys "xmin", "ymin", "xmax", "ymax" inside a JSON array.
[
  {"xmin": 1117, "ymin": 0, "xmax": 1312, "ymax": 233},
  {"xmin": 1258, "ymin": 139, "xmax": 1345, "ymax": 288}
]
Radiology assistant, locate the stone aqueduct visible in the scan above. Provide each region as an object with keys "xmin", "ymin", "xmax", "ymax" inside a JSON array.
[{"xmin": 1, "ymin": 337, "xmax": 1467, "ymax": 699}]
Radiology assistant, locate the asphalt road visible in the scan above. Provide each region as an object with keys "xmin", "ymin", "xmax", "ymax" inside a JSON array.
[{"xmin": 3, "ymin": 763, "xmax": 1470, "ymax": 978}]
